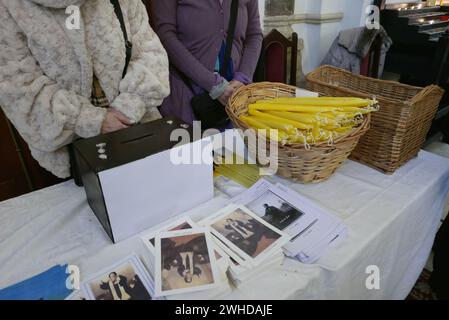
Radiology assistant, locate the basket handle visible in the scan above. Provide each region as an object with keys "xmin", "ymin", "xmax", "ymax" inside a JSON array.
[{"xmin": 406, "ymin": 85, "xmax": 444, "ymax": 106}]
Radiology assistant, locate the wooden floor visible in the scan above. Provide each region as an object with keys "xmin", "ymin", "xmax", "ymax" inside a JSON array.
[{"xmin": 407, "ymin": 269, "xmax": 438, "ymax": 300}]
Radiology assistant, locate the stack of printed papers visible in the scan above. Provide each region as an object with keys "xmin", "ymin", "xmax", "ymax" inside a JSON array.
[
  {"xmin": 226, "ymin": 251, "xmax": 285, "ymax": 286},
  {"xmin": 141, "ymin": 217, "xmax": 231, "ymax": 299},
  {"xmin": 140, "ymin": 179, "xmax": 346, "ymax": 292},
  {"xmin": 197, "ymin": 203, "xmax": 291, "ymax": 287},
  {"xmin": 230, "ymin": 179, "xmax": 347, "ymax": 264},
  {"xmin": 67, "ymin": 254, "xmax": 158, "ymax": 300}
]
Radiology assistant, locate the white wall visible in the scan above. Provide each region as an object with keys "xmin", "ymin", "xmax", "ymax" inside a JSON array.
[
  {"xmin": 340, "ymin": 0, "xmax": 373, "ymax": 30},
  {"xmin": 258, "ymin": 0, "xmax": 265, "ymax": 27},
  {"xmin": 297, "ymin": 0, "xmax": 361, "ymax": 74}
]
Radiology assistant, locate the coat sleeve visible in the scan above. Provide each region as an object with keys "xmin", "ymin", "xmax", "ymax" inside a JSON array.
[
  {"xmin": 234, "ymin": 0, "xmax": 263, "ymax": 83},
  {"xmin": 0, "ymin": 4, "xmax": 107, "ymax": 154},
  {"xmin": 150, "ymin": 0, "xmax": 224, "ymax": 92},
  {"xmin": 110, "ymin": 0, "xmax": 171, "ymax": 123}
]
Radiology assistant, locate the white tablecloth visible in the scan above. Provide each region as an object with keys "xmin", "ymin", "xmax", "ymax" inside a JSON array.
[{"xmin": 1, "ymin": 151, "xmax": 449, "ymax": 300}]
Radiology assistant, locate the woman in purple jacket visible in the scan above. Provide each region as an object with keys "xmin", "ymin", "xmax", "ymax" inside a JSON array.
[{"xmin": 151, "ymin": 0, "xmax": 263, "ymax": 125}]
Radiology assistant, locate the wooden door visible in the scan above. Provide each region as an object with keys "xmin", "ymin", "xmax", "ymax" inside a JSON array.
[{"xmin": 0, "ymin": 110, "xmax": 64, "ymax": 201}]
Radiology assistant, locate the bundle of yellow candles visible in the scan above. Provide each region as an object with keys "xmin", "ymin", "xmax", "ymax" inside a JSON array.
[
  {"xmin": 214, "ymin": 154, "xmax": 261, "ymax": 188},
  {"xmin": 239, "ymin": 96, "xmax": 379, "ymax": 148}
]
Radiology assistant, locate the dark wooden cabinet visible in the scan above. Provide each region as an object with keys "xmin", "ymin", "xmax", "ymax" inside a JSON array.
[
  {"xmin": 0, "ymin": 110, "xmax": 63, "ymax": 202},
  {"xmin": 0, "ymin": 111, "xmax": 31, "ymax": 201}
]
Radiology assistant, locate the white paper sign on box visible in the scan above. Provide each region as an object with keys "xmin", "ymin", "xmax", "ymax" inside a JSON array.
[{"xmin": 73, "ymin": 118, "xmax": 214, "ymax": 243}]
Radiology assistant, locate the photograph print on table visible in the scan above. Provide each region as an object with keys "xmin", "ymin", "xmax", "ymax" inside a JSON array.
[
  {"xmin": 245, "ymin": 189, "xmax": 305, "ymax": 230},
  {"xmin": 83, "ymin": 255, "xmax": 155, "ymax": 301},
  {"xmin": 154, "ymin": 228, "xmax": 219, "ymax": 297},
  {"xmin": 209, "ymin": 204, "xmax": 290, "ymax": 266},
  {"xmin": 230, "ymin": 179, "xmax": 329, "ymax": 258}
]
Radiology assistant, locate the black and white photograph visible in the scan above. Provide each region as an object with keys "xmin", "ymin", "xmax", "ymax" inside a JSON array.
[
  {"xmin": 155, "ymin": 229, "xmax": 219, "ymax": 296},
  {"xmin": 246, "ymin": 190, "xmax": 304, "ymax": 230},
  {"xmin": 84, "ymin": 256, "xmax": 154, "ymax": 301},
  {"xmin": 231, "ymin": 179, "xmax": 331, "ymax": 259},
  {"xmin": 209, "ymin": 205, "xmax": 290, "ymax": 265}
]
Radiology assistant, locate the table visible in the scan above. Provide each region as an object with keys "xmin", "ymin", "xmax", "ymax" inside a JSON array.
[{"xmin": 1, "ymin": 151, "xmax": 449, "ymax": 300}]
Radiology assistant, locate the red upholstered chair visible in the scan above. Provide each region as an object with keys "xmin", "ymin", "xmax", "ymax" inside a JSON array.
[
  {"xmin": 254, "ymin": 29, "xmax": 299, "ymax": 86},
  {"xmin": 360, "ymin": 34, "xmax": 383, "ymax": 78}
]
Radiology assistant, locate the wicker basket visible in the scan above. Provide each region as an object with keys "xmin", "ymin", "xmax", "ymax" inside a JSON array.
[
  {"xmin": 306, "ymin": 65, "xmax": 444, "ymax": 174},
  {"xmin": 226, "ymin": 82, "xmax": 371, "ymax": 183}
]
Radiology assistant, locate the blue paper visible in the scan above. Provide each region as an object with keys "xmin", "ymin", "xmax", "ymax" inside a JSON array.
[{"xmin": 0, "ymin": 264, "xmax": 73, "ymax": 300}]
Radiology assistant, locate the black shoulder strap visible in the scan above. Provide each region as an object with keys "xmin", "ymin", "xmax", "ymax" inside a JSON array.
[
  {"xmin": 110, "ymin": 0, "xmax": 133, "ymax": 79},
  {"xmin": 220, "ymin": 0, "xmax": 239, "ymax": 77}
]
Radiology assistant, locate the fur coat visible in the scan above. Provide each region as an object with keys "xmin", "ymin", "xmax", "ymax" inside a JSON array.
[{"xmin": 0, "ymin": 0, "xmax": 170, "ymax": 178}]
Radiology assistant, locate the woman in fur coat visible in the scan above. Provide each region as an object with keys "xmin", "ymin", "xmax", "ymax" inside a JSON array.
[{"xmin": 0, "ymin": 0, "xmax": 170, "ymax": 178}]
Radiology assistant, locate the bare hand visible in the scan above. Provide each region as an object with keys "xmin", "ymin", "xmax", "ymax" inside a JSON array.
[
  {"xmin": 218, "ymin": 85, "xmax": 236, "ymax": 106},
  {"xmin": 101, "ymin": 108, "xmax": 132, "ymax": 134},
  {"xmin": 229, "ymin": 80, "xmax": 244, "ymax": 90},
  {"xmin": 218, "ymin": 80, "xmax": 244, "ymax": 106}
]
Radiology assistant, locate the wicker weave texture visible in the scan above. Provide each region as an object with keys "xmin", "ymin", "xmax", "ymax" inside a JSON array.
[
  {"xmin": 306, "ymin": 65, "xmax": 444, "ymax": 174},
  {"xmin": 226, "ymin": 82, "xmax": 371, "ymax": 183}
]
